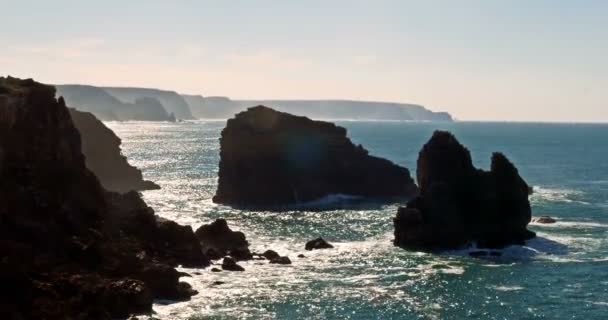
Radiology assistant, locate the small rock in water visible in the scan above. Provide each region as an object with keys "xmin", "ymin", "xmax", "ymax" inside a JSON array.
[
  {"xmin": 222, "ymin": 257, "xmax": 245, "ymax": 272},
  {"xmin": 269, "ymin": 256, "xmax": 292, "ymax": 265},
  {"xmin": 297, "ymin": 254, "xmax": 306, "ymax": 258},
  {"xmin": 305, "ymin": 237, "xmax": 334, "ymax": 251},
  {"xmin": 262, "ymin": 250, "xmax": 281, "ymax": 260},
  {"xmin": 533, "ymin": 216, "xmax": 557, "ymax": 224},
  {"xmin": 211, "ymin": 267, "xmax": 222, "ymax": 272},
  {"xmin": 212, "ymin": 281, "xmax": 225, "ymax": 286}
]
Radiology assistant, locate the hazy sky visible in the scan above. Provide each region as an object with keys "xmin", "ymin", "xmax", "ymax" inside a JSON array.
[{"xmin": 1, "ymin": 0, "xmax": 607, "ymax": 121}]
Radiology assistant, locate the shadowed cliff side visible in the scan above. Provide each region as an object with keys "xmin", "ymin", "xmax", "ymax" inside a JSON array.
[
  {"xmin": 0, "ymin": 77, "xmax": 208, "ymax": 320},
  {"xmin": 213, "ymin": 106, "xmax": 418, "ymax": 208},
  {"xmin": 69, "ymin": 108, "xmax": 160, "ymax": 193},
  {"xmin": 394, "ymin": 131, "xmax": 535, "ymax": 251}
]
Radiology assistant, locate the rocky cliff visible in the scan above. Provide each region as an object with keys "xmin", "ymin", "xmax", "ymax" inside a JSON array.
[
  {"xmin": 56, "ymin": 85, "xmax": 175, "ymax": 121},
  {"xmin": 69, "ymin": 108, "xmax": 160, "ymax": 193},
  {"xmin": 0, "ymin": 77, "xmax": 207, "ymax": 319},
  {"xmin": 104, "ymin": 87, "xmax": 194, "ymax": 120},
  {"xmin": 182, "ymin": 96, "xmax": 453, "ymax": 121},
  {"xmin": 213, "ymin": 106, "xmax": 418, "ymax": 208},
  {"xmin": 393, "ymin": 131, "xmax": 535, "ymax": 251}
]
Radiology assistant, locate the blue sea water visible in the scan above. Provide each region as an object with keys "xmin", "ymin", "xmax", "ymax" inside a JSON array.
[{"xmin": 106, "ymin": 120, "xmax": 608, "ymax": 320}]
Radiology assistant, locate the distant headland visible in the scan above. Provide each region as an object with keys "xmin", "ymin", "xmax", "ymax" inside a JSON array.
[{"xmin": 55, "ymin": 84, "xmax": 453, "ymax": 122}]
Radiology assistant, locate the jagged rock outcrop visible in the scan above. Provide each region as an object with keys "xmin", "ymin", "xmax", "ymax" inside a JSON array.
[
  {"xmin": 195, "ymin": 219, "xmax": 252, "ymax": 261},
  {"xmin": 0, "ymin": 77, "xmax": 207, "ymax": 320},
  {"xmin": 393, "ymin": 131, "xmax": 535, "ymax": 251},
  {"xmin": 213, "ymin": 106, "xmax": 418, "ymax": 208},
  {"xmin": 69, "ymin": 108, "xmax": 160, "ymax": 193}
]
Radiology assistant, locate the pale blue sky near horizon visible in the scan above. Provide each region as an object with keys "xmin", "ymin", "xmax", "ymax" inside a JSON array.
[{"xmin": 1, "ymin": 0, "xmax": 607, "ymax": 121}]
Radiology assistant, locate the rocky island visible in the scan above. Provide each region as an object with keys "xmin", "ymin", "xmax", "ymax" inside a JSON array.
[
  {"xmin": 0, "ymin": 77, "xmax": 205, "ymax": 319},
  {"xmin": 393, "ymin": 131, "xmax": 535, "ymax": 251},
  {"xmin": 213, "ymin": 106, "xmax": 418, "ymax": 208}
]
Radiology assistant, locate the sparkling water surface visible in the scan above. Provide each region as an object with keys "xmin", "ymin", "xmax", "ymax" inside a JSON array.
[{"xmin": 106, "ymin": 120, "xmax": 608, "ymax": 320}]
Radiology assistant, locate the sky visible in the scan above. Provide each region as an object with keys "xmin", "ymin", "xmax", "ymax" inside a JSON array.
[{"xmin": 1, "ymin": 0, "xmax": 607, "ymax": 122}]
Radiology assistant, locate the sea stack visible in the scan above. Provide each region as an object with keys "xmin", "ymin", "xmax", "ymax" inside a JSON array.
[
  {"xmin": 69, "ymin": 108, "xmax": 160, "ymax": 193},
  {"xmin": 213, "ymin": 106, "xmax": 418, "ymax": 208},
  {"xmin": 393, "ymin": 131, "xmax": 535, "ymax": 250},
  {"xmin": 0, "ymin": 77, "xmax": 207, "ymax": 319}
]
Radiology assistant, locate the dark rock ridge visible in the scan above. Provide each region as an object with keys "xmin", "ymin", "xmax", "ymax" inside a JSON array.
[
  {"xmin": 69, "ymin": 108, "xmax": 160, "ymax": 193},
  {"xmin": 213, "ymin": 106, "xmax": 418, "ymax": 208},
  {"xmin": 182, "ymin": 95, "xmax": 453, "ymax": 121},
  {"xmin": 56, "ymin": 85, "xmax": 176, "ymax": 122},
  {"xmin": 103, "ymin": 87, "xmax": 194, "ymax": 120},
  {"xmin": 0, "ymin": 77, "xmax": 207, "ymax": 319},
  {"xmin": 394, "ymin": 131, "xmax": 535, "ymax": 251},
  {"xmin": 195, "ymin": 219, "xmax": 252, "ymax": 261}
]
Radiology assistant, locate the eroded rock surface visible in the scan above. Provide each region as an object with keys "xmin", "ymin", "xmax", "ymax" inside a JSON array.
[
  {"xmin": 213, "ymin": 106, "xmax": 417, "ymax": 208},
  {"xmin": 394, "ymin": 131, "xmax": 535, "ymax": 251},
  {"xmin": 69, "ymin": 108, "xmax": 160, "ymax": 193},
  {"xmin": 0, "ymin": 77, "xmax": 206, "ymax": 319}
]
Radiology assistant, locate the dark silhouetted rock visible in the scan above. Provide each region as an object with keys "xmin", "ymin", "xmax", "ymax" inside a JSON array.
[
  {"xmin": 305, "ymin": 238, "xmax": 334, "ymax": 251},
  {"xmin": 221, "ymin": 257, "xmax": 245, "ymax": 272},
  {"xmin": 394, "ymin": 131, "xmax": 536, "ymax": 251},
  {"xmin": 269, "ymin": 256, "xmax": 292, "ymax": 265},
  {"xmin": 213, "ymin": 106, "xmax": 417, "ymax": 208},
  {"xmin": 211, "ymin": 268, "xmax": 222, "ymax": 273},
  {"xmin": 0, "ymin": 77, "xmax": 205, "ymax": 319},
  {"xmin": 533, "ymin": 216, "xmax": 557, "ymax": 224},
  {"xmin": 195, "ymin": 219, "xmax": 252, "ymax": 260},
  {"xmin": 261, "ymin": 250, "xmax": 281, "ymax": 260},
  {"xmin": 69, "ymin": 108, "xmax": 160, "ymax": 193},
  {"xmin": 297, "ymin": 254, "xmax": 306, "ymax": 258}
]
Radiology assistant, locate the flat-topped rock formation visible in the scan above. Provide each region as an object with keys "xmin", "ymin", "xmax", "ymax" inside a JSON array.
[
  {"xmin": 213, "ymin": 106, "xmax": 418, "ymax": 208},
  {"xmin": 182, "ymin": 95, "xmax": 453, "ymax": 121},
  {"xmin": 0, "ymin": 77, "xmax": 207, "ymax": 319},
  {"xmin": 69, "ymin": 108, "xmax": 160, "ymax": 193},
  {"xmin": 394, "ymin": 131, "xmax": 535, "ymax": 251}
]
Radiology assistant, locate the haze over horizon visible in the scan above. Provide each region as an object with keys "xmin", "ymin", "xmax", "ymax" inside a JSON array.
[{"xmin": 2, "ymin": 0, "xmax": 607, "ymax": 122}]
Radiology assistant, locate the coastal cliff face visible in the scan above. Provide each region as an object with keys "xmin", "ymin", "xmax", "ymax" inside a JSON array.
[
  {"xmin": 393, "ymin": 131, "xmax": 535, "ymax": 250},
  {"xmin": 182, "ymin": 95, "xmax": 453, "ymax": 121},
  {"xmin": 0, "ymin": 77, "xmax": 207, "ymax": 319},
  {"xmin": 213, "ymin": 106, "xmax": 418, "ymax": 208},
  {"xmin": 69, "ymin": 108, "xmax": 160, "ymax": 193},
  {"xmin": 56, "ymin": 85, "xmax": 176, "ymax": 122},
  {"xmin": 103, "ymin": 87, "xmax": 194, "ymax": 120}
]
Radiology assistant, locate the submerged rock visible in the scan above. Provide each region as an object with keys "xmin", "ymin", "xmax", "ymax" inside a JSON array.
[
  {"xmin": 195, "ymin": 219, "xmax": 252, "ymax": 260},
  {"xmin": 533, "ymin": 216, "xmax": 557, "ymax": 224},
  {"xmin": 212, "ymin": 106, "xmax": 417, "ymax": 208},
  {"xmin": 305, "ymin": 238, "xmax": 334, "ymax": 251},
  {"xmin": 69, "ymin": 108, "xmax": 160, "ymax": 193},
  {"xmin": 394, "ymin": 131, "xmax": 535, "ymax": 251},
  {"xmin": 0, "ymin": 77, "xmax": 205, "ymax": 319}
]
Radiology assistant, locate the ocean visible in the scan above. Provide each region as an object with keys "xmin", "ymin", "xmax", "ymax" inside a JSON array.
[{"xmin": 106, "ymin": 120, "xmax": 608, "ymax": 320}]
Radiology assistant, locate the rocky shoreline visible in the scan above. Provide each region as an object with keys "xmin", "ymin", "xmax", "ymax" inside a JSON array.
[{"xmin": 0, "ymin": 77, "xmax": 537, "ymax": 319}]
